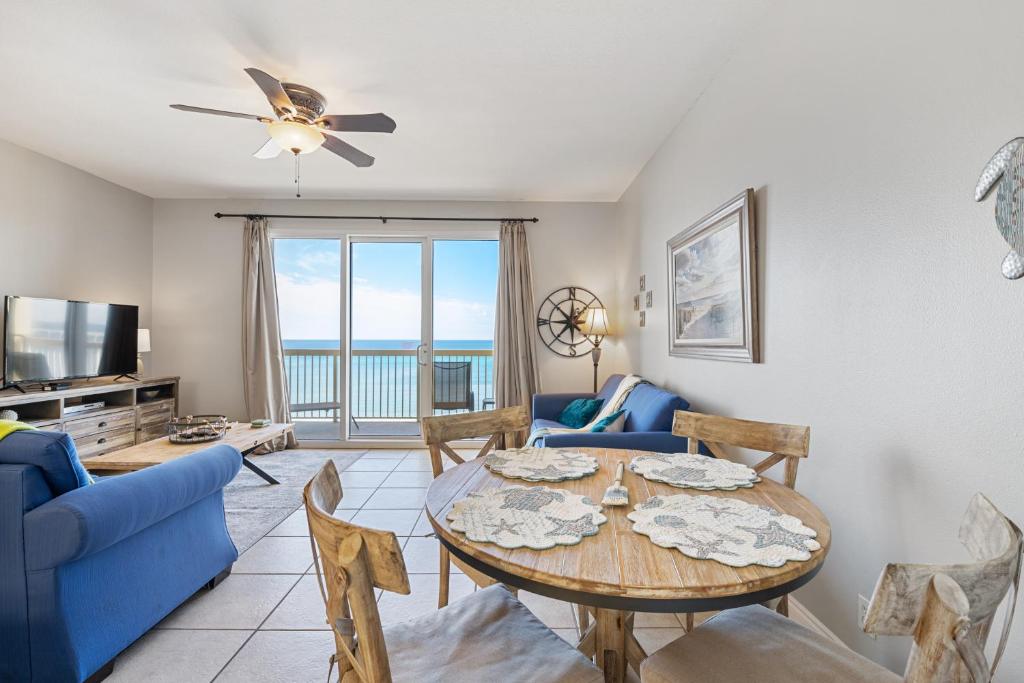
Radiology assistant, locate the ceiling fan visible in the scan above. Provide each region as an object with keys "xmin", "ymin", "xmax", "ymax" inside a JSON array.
[{"xmin": 170, "ymin": 68, "xmax": 395, "ymax": 174}]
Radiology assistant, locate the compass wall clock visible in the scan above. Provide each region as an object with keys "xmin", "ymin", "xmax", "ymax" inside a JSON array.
[{"xmin": 536, "ymin": 286, "xmax": 604, "ymax": 357}]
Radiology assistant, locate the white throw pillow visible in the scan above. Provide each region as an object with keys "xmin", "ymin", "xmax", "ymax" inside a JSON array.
[{"xmin": 602, "ymin": 410, "xmax": 628, "ymax": 433}]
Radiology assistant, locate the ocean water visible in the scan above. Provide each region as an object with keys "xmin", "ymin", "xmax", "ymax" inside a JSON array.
[{"xmin": 283, "ymin": 339, "xmax": 494, "ymax": 418}]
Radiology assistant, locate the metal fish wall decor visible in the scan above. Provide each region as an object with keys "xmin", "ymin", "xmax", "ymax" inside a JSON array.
[{"xmin": 975, "ymin": 137, "xmax": 1024, "ymax": 279}]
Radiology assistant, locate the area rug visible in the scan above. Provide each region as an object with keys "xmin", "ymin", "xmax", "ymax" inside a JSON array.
[{"xmin": 223, "ymin": 449, "xmax": 363, "ymax": 553}]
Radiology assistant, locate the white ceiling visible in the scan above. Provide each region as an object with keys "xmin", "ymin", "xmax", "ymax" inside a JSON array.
[{"xmin": 0, "ymin": 1, "xmax": 763, "ymax": 201}]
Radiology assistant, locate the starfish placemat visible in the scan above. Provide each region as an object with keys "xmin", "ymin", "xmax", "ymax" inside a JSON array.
[
  {"xmin": 630, "ymin": 452, "xmax": 759, "ymax": 490},
  {"xmin": 447, "ymin": 485, "xmax": 607, "ymax": 550},
  {"xmin": 484, "ymin": 447, "xmax": 599, "ymax": 482},
  {"xmin": 627, "ymin": 493, "xmax": 820, "ymax": 567}
]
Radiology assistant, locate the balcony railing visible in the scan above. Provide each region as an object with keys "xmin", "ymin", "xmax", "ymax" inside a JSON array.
[{"xmin": 284, "ymin": 348, "xmax": 494, "ymax": 421}]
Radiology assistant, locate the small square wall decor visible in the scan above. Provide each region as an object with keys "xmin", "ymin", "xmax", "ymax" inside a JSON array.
[
  {"xmin": 639, "ymin": 311, "xmax": 646, "ymax": 327},
  {"xmin": 646, "ymin": 291, "xmax": 653, "ymax": 308},
  {"xmin": 639, "ymin": 275, "xmax": 646, "ymax": 291},
  {"xmin": 633, "ymin": 294, "xmax": 640, "ymax": 311},
  {"xmin": 667, "ymin": 188, "xmax": 759, "ymax": 362}
]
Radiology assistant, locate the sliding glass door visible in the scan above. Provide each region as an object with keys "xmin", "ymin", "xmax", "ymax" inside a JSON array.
[
  {"xmin": 273, "ymin": 238, "xmax": 343, "ymax": 441},
  {"xmin": 348, "ymin": 239, "xmax": 427, "ymax": 438},
  {"xmin": 274, "ymin": 230, "xmax": 497, "ymax": 444}
]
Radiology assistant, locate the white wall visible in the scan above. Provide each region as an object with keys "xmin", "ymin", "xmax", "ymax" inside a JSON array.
[
  {"xmin": 617, "ymin": 0, "xmax": 1024, "ymax": 674},
  {"xmin": 0, "ymin": 138, "xmax": 154, "ymax": 362},
  {"xmin": 151, "ymin": 199, "xmax": 626, "ymax": 422}
]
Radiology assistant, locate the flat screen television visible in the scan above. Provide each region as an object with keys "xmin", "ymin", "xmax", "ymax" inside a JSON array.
[{"xmin": 3, "ymin": 296, "xmax": 138, "ymax": 387}]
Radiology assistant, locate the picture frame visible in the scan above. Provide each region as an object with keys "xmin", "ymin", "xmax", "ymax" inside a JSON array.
[
  {"xmin": 639, "ymin": 311, "xmax": 646, "ymax": 327},
  {"xmin": 633, "ymin": 294, "xmax": 640, "ymax": 311},
  {"xmin": 639, "ymin": 275, "xmax": 646, "ymax": 291},
  {"xmin": 666, "ymin": 188, "xmax": 758, "ymax": 362},
  {"xmin": 645, "ymin": 290, "xmax": 653, "ymax": 308}
]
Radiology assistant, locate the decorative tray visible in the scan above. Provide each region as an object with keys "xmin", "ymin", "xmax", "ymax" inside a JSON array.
[
  {"xmin": 484, "ymin": 447, "xmax": 599, "ymax": 482},
  {"xmin": 628, "ymin": 493, "xmax": 820, "ymax": 568},
  {"xmin": 630, "ymin": 452, "xmax": 759, "ymax": 490},
  {"xmin": 447, "ymin": 485, "xmax": 607, "ymax": 550},
  {"xmin": 168, "ymin": 414, "xmax": 229, "ymax": 444}
]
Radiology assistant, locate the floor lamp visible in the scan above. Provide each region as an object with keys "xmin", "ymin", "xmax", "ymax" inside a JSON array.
[{"xmin": 580, "ymin": 307, "xmax": 610, "ymax": 393}]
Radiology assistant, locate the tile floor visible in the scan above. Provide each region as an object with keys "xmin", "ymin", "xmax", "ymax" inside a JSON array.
[{"xmin": 108, "ymin": 449, "xmax": 688, "ymax": 682}]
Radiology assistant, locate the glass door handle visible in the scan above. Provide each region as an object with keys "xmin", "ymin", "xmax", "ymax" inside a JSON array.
[{"xmin": 417, "ymin": 343, "xmax": 430, "ymax": 366}]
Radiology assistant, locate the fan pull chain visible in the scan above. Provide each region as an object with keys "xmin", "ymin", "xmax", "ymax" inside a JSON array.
[{"xmin": 294, "ymin": 153, "xmax": 302, "ymax": 198}]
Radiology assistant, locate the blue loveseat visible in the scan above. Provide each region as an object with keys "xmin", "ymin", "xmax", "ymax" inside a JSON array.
[
  {"xmin": 0, "ymin": 430, "xmax": 241, "ymax": 682},
  {"xmin": 531, "ymin": 374, "xmax": 692, "ymax": 452}
]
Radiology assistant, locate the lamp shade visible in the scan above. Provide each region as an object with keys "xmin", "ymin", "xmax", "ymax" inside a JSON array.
[
  {"xmin": 267, "ymin": 121, "xmax": 325, "ymax": 154},
  {"xmin": 137, "ymin": 328, "xmax": 151, "ymax": 354},
  {"xmin": 579, "ymin": 307, "xmax": 610, "ymax": 337}
]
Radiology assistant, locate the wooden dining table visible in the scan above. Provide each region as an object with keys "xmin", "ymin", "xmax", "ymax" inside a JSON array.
[{"xmin": 424, "ymin": 447, "xmax": 831, "ymax": 683}]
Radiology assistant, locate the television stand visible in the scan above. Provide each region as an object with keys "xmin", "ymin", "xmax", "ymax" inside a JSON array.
[{"xmin": 113, "ymin": 374, "xmax": 140, "ymax": 382}]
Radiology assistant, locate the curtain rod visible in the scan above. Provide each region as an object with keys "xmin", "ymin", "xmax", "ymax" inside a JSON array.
[{"xmin": 213, "ymin": 212, "xmax": 538, "ymax": 224}]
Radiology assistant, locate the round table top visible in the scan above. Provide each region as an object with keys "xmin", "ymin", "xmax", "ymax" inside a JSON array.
[{"xmin": 424, "ymin": 447, "xmax": 831, "ymax": 612}]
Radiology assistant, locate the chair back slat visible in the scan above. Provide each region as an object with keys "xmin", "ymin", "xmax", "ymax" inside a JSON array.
[
  {"xmin": 672, "ymin": 410, "xmax": 810, "ymax": 489},
  {"xmin": 421, "ymin": 406, "xmax": 530, "ymax": 478},
  {"xmin": 421, "ymin": 405, "xmax": 529, "ymax": 445},
  {"xmin": 904, "ymin": 574, "xmax": 973, "ymax": 683},
  {"xmin": 672, "ymin": 411, "xmax": 809, "ymax": 457}
]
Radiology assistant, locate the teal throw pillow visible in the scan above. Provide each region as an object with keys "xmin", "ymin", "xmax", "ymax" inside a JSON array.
[
  {"xmin": 557, "ymin": 398, "xmax": 604, "ymax": 429},
  {"xmin": 590, "ymin": 409, "xmax": 628, "ymax": 433}
]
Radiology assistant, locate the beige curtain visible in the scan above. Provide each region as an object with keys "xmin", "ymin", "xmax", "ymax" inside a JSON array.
[
  {"xmin": 493, "ymin": 220, "xmax": 541, "ymax": 447},
  {"xmin": 242, "ymin": 216, "xmax": 296, "ymax": 451}
]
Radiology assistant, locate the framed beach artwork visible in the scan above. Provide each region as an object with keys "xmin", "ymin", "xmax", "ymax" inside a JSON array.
[{"xmin": 666, "ymin": 188, "xmax": 759, "ymax": 362}]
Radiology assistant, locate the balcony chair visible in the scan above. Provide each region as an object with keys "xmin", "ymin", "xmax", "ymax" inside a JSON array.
[
  {"xmin": 303, "ymin": 460, "xmax": 603, "ymax": 683},
  {"xmin": 641, "ymin": 493, "xmax": 1022, "ymax": 683},
  {"xmin": 432, "ymin": 360, "xmax": 474, "ymax": 412},
  {"xmin": 420, "ymin": 405, "xmax": 531, "ymax": 607}
]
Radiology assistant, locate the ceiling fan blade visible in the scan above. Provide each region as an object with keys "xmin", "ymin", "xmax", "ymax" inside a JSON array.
[
  {"xmin": 244, "ymin": 67, "xmax": 294, "ymax": 115},
  {"xmin": 170, "ymin": 104, "xmax": 270, "ymax": 122},
  {"xmin": 316, "ymin": 113, "xmax": 396, "ymax": 133},
  {"xmin": 253, "ymin": 139, "xmax": 282, "ymax": 159},
  {"xmin": 321, "ymin": 134, "xmax": 375, "ymax": 167}
]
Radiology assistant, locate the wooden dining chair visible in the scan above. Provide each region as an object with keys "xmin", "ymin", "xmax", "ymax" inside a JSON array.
[
  {"xmin": 641, "ymin": 493, "xmax": 1022, "ymax": 683},
  {"xmin": 304, "ymin": 460, "xmax": 604, "ymax": 683},
  {"xmin": 420, "ymin": 405, "xmax": 531, "ymax": 607},
  {"xmin": 671, "ymin": 409, "xmax": 810, "ymax": 625}
]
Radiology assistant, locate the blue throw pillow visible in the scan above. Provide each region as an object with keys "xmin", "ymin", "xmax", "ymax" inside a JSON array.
[
  {"xmin": 557, "ymin": 398, "xmax": 604, "ymax": 429},
  {"xmin": 590, "ymin": 409, "xmax": 628, "ymax": 433}
]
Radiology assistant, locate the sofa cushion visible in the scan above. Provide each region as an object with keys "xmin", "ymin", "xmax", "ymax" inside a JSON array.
[
  {"xmin": 596, "ymin": 374, "xmax": 624, "ymax": 403},
  {"xmin": 0, "ymin": 430, "xmax": 91, "ymax": 496},
  {"xmin": 557, "ymin": 398, "xmax": 604, "ymax": 429},
  {"xmin": 531, "ymin": 418, "xmax": 565, "ymax": 432},
  {"xmin": 622, "ymin": 383, "xmax": 687, "ymax": 433}
]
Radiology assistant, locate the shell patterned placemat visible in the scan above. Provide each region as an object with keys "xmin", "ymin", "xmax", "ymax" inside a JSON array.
[
  {"xmin": 447, "ymin": 485, "xmax": 607, "ymax": 550},
  {"xmin": 630, "ymin": 452, "xmax": 760, "ymax": 490},
  {"xmin": 627, "ymin": 493, "xmax": 820, "ymax": 568},
  {"xmin": 483, "ymin": 447, "xmax": 599, "ymax": 482}
]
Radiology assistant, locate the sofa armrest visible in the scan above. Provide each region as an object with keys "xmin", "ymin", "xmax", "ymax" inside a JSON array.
[
  {"xmin": 532, "ymin": 392, "xmax": 597, "ymax": 421},
  {"xmin": 24, "ymin": 445, "xmax": 241, "ymax": 570},
  {"xmin": 543, "ymin": 431, "xmax": 693, "ymax": 453}
]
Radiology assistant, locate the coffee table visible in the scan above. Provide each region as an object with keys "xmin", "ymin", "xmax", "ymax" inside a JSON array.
[{"xmin": 82, "ymin": 422, "xmax": 294, "ymax": 484}]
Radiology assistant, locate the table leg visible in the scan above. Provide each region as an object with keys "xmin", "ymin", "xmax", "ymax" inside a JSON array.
[
  {"xmin": 240, "ymin": 451, "xmax": 280, "ymax": 485},
  {"xmin": 594, "ymin": 609, "xmax": 628, "ymax": 683}
]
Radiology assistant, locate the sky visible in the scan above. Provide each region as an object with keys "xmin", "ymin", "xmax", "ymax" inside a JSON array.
[{"xmin": 273, "ymin": 238, "xmax": 498, "ymax": 341}]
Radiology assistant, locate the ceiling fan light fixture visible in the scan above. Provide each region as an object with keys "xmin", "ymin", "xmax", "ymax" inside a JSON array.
[{"xmin": 266, "ymin": 120, "xmax": 324, "ymax": 154}]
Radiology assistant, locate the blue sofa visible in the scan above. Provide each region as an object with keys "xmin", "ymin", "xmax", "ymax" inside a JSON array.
[
  {"xmin": 0, "ymin": 430, "xmax": 241, "ymax": 683},
  {"xmin": 531, "ymin": 374, "xmax": 692, "ymax": 452}
]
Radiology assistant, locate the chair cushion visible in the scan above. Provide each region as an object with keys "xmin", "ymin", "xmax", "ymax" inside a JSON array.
[
  {"xmin": 557, "ymin": 398, "xmax": 604, "ymax": 429},
  {"xmin": 640, "ymin": 605, "xmax": 900, "ymax": 683},
  {"xmin": 0, "ymin": 430, "xmax": 92, "ymax": 495},
  {"xmin": 384, "ymin": 584, "xmax": 603, "ymax": 683},
  {"xmin": 621, "ymin": 383, "xmax": 687, "ymax": 433}
]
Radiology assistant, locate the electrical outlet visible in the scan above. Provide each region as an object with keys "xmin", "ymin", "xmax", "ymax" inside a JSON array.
[{"xmin": 858, "ymin": 594, "xmax": 877, "ymax": 639}]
